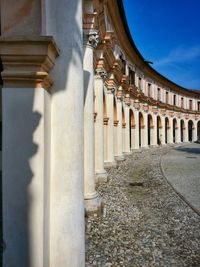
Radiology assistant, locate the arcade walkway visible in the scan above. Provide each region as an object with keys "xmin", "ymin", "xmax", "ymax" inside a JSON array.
[{"xmin": 86, "ymin": 144, "xmax": 200, "ymax": 267}]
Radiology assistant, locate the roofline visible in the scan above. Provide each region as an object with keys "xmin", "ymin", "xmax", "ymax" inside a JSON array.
[{"xmin": 116, "ymin": 0, "xmax": 200, "ymax": 97}]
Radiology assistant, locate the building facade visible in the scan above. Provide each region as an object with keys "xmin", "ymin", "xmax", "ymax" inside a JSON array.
[{"xmin": 0, "ymin": 0, "xmax": 200, "ymax": 266}]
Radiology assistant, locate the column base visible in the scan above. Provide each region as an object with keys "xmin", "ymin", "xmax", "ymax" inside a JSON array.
[
  {"xmin": 115, "ymin": 154, "xmax": 125, "ymax": 161},
  {"xmin": 123, "ymin": 151, "xmax": 132, "ymax": 155},
  {"xmin": 131, "ymin": 147, "xmax": 140, "ymax": 151},
  {"xmin": 141, "ymin": 146, "xmax": 149, "ymax": 150},
  {"xmin": 149, "ymin": 144, "xmax": 158, "ymax": 148},
  {"xmin": 95, "ymin": 171, "xmax": 108, "ymax": 183},
  {"xmin": 84, "ymin": 193, "xmax": 103, "ymax": 216},
  {"xmin": 160, "ymin": 143, "xmax": 168, "ymax": 147},
  {"xmin": 104, "ymin": 160, "xmax": 117, "ymax": 168}
]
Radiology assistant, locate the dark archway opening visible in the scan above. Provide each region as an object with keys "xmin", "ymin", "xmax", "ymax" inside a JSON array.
[
  {"xmin": 173, "ymin": 119, "xmax": 177, "ymax": 143},
  {"xmin": 165, "ymin": 118, "xmax": 169, "ymax": 144},
  {"xmin": 139, "ymin": 113, "xmax": 144, "ymax": 147},
  {"xmin": 157, "ymin": 116, "xmax": 162, "ymax": 145},
  {"xmin": 147, "ymin": 114, "xmax": 153, "ymax": 146},
  {"xmin": 188, "ymin": 120, "xmax": 194, "ymax": 142},
  {"xmin": 180, "ymin": 120, "xmax": 185, "ymax": 142},
  {"xmin": 197, "ymin": 121, "xmax": 200, "ymax": 141}
]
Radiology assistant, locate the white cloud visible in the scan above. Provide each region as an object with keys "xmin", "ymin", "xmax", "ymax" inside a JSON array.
[{"xmin": 155, "ymin": 45, "xmax": 200, "ymax": 67}]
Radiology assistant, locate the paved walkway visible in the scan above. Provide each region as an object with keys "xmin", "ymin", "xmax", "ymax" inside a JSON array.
[
  {"xmin": 86, "ymin": 145, "xmax": 200, "ymax": 267},
  {"xmin": 161, "ymin": 143, "xmax": 200, "ymax": 215}
]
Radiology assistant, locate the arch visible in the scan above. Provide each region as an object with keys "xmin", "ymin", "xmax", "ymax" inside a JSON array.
[
  {"xmin": 147, "ymin": 114, "xmax": 153, "ymax": 146},
  {"xmin": 157, "ymin": 115, "xmax": 162, "ymax": 145},
  {"xmin": 139, "ymin": 112, "xmax": 144, "ymax": 147},
  {"xmin": 173, "ymin": 118, "xmax": 177, "ymax": 143},
  {"xmin": 165, "ymin": 117, "xmax": 170, "ymax": 144},
  {"xmin": 180, "ymin": 119, "xmax": 185, "ymax": 142},
  {"xmin": 129, "ymin": 109, "xmax": 135, "ymax": 149},
  {"xmin": 188, "ymin": 120, "xmax": 194, "ymax": 142},
  {"xmin": 197, "ymin": 121, "xmax": 200, "ymax": 141}
]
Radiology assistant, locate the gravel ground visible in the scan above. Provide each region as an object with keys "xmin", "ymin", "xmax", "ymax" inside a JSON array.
[{"xmin": 85, "ymin": 145, "xmax": 200, "ymax": 267}]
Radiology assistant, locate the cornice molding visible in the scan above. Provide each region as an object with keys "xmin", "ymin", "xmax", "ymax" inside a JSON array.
[{"xmin": 0, "ymin": 36, "xmax": 59, "ymax": 89}]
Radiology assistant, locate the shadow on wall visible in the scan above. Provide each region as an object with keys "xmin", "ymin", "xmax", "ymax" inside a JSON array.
[{"xmin": 1, "ymin": 0, "xmax": 82, "ymax": 266}]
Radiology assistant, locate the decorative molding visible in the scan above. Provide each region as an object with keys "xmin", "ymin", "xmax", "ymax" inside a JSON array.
[
  {"xmin": 95, "ymin": 68, "xmax": 107, "ymax": 79},
  {"xmin": 125, "ymin": 94, "xmax": 130, "ymax": 106},
  {"xmin": 94, "ymin": 112, "xmax": 97, "ymax": 122},
  {"xmin": 143, "ymin": 103, "xmax": 149, "ymax": 112},
  {"xmin": 114, "ymin": 120, "xmax": 119, "ymax": 127},
  {"xmin": 122, "ymin": 122, "xmax": 126, "ymax": 128},
  {"xmin": 0, "ymin": 36, "xmax": 59, "ymax": 89},
  {"xmin": 116, "ymin": 88, "xmax": 123, "ymax": 101},
  {"xmin": 84, "ymin": 30, "xmax": 99, "ymax": 48},
  {"xmin": 103, "ymin": 117, "xmax": 109, "ymax": 125},
  {"xmin": 134, "ymin": 99, "xmax": 140, "ymax": 110}
]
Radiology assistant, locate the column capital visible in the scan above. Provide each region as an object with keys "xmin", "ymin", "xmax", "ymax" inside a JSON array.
[
  {"xmin": 0, "ymin": 36, "xmax": 59, "ymax": 89},
  {"xmin": 125, "ymin": 94, "xmax": 130, "ymax": 106},
  {"xmin": 83, "ymin": 30, "xmax": 99, "ymax": 48},
  {"xmin": 105, "ymin": 78, "xmax": 116, "ymax": 94},
  {"xmin": 95, "ymin": 68, "xmax": 107, "ymax": 79},
  {"xmin": 133, "ymin": 99, "xmax": 140, "ymax": 110}
]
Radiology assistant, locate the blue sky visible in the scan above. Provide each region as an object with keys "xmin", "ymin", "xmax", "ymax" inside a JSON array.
[{"xmin": 123, "ymin": 0, "xmax": 200, "ymax": 90}]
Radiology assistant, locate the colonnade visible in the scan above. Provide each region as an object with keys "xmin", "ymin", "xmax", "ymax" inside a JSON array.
[{"xmin": 83, "ymin": 65, "xmax": 200, "ymax": 214}]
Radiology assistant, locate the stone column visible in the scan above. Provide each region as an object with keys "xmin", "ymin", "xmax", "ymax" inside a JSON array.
[
  {"xmin": 115, "ymin": 88, "xmax": 125, "ymax": 160},
  {"xmin": 152, "ymin": 114, "xmax": 158, "ymax": 146},
  {"xmin": 123, "ymin": 95, "xmax": 132, "ymax": 154},
  {"xmin": 176, "ymin": 118, "xmax": 181, "ymax": 143},
  {"xmin": 83, "ymin": 31, "xmax": 101, "ymax": 213},
  {"xmin": 94, "ymin": 69, "xmax": 108, "ymax": 183},
  {"xmin": 161, "ymin": 116, "xmax": 166, "ymax": 145},
  {"xmin": 185, "ymin": 119, "xmax": 189, "ymax": 142},
  {"xmin": 0, "ymin": 37, "xmax": 59, "ymax": 267},
  {"xmin": 193, "ymin": 120, "xmax": 198, "ymax": 141},
  {"xmin": 142, "ymin": 112, "xmax": 148, "ymax": 148},
  {"xmin": 132, "ymin": 110, "xmax": 140, "ymax": 149},
  {"xmin": 104, "ymin": 83, "xmax": 117, "ymax": 167},
  {"xmin": 46, "ymin": 0, "xmax": 85, "ymax": 265},
  {"xmin": 168, "ymin": 117, "xmax": 174, "ymax": 144},
  {"xmin": 104, "ymin": 117, "xmax": 109, "ymax": 161}
]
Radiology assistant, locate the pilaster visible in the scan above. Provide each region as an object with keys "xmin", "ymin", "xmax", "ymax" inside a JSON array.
[
  {"xmin": 0, "ymin": 36, "xmax": 59, "ymax": 267},
  {"xmin": 115, "ymin": 87, "xmax": 125, "ymax": 161},
  {"xmin": 94, "ymin": 68, "xmax": 108, "ymax": 183},
  {"xmin": 123, "ymin": 94, "xmax": 132, "ymax": 154},
  {"xmin": 83, "ymin": 30, "xmax": 102, "ymax": 214},
  {"xmin": 104, "ymin": 78, "xmax": 117, "ymax": 167}
]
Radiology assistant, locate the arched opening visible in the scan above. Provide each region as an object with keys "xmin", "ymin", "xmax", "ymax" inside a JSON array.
[
  {"xmin": 173, "ymin": 118, "xmax": 177, "ymax": 143},
  {"xmin": 147, "ymin": 114, "xmax": 153, "ymax": 146},
  {"xmin": 139, "ymin": 112, "xmax": 144, "ymax": 147},
  {"xmin": 197, "ymin": 121, "xmax": 200, "ymax": 141},
  {"xmin": 180, "ymin": 119, "xmax": 185, "ymax": 142},
  {"xmin": 188, "ymin": 120, "xmax": 194, "ymax": 142},
  {"xmin": 165, "ymin": 117, "xmax": 170, "ymax": 144},
  {"xmin": 129, "ymin": 109, "xmax": 135, "ymax": 149},
  {"xmin": 157, "ymin": 116, "xmax": 162, "ymax": 145}
]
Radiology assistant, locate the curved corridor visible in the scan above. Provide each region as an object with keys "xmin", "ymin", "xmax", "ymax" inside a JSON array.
[{"xmin": 86, "ymin": 145, "xmax": 200, "ymax": 267}]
